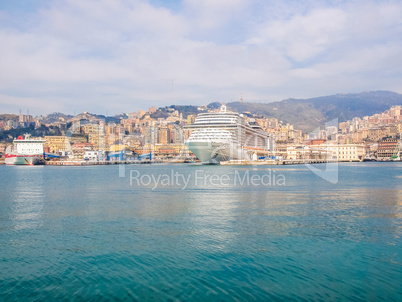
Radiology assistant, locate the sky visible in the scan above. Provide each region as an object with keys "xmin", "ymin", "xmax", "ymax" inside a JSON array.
[{"xmin": 0, "ymin": 0, "xmax": 401, "ymax": 116}]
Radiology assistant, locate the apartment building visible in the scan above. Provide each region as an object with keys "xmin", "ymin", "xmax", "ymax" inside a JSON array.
[{"xmin": 45, "ymin": 136, "xmax": 71, "ymax": 153}]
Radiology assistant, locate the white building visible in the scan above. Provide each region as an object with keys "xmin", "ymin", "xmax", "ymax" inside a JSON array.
[
  {"xmin": 311, "ymin": 144, "xmax": 366, "ymax": 161},
  {"xmin": 84, "ymin": 151, "xmax": 104, "ymax": 161}
]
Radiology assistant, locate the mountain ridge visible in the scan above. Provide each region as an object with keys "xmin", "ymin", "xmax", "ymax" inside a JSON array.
[{"xmin": 226, "ymin": 91, "xmax": 402, "ymax": 132}]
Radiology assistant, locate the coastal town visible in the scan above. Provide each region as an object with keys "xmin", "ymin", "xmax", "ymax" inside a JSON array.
[{"xmin": 0, "ymin": 104, "xmax": 401, "ymax": 164}]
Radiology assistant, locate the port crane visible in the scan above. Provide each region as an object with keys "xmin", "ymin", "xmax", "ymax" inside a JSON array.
[
  {"xmin": 138, "ymin": 152, "xmax": 152, "ymax": 161},
  {"xmin": 107, "ymin": 150, "xmax": 125, "ymax": 161}
]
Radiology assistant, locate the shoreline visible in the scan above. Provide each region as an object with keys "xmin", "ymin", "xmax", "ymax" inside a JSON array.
[
  {"xmin": 1, "ymin": 159, "xmax": 400, "ymax": 166},
  {"xmin": 1, "ymin": 157, "xmax": 400, "ymax": 166}
]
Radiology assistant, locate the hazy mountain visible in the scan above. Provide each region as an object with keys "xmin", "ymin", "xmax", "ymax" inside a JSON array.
[{"xmin": 227, "ymin": 91, "xmax": 402, "ymax": 132}]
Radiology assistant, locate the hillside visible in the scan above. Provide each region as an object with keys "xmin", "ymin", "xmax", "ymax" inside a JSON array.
[
  {"xmin": 0, "ymin": 124, "xmax": 63, "ymax": 142},
  {"xmin": 151, "ymin": 104, "xmax": 220, "ymax": 119},
  {"xmin": 227, "ymin": 91, "xmax": 402, "ymax": 132},
  {"xmin": 0, "ymin": 114, "xmax": 18, "ymax": 122}
]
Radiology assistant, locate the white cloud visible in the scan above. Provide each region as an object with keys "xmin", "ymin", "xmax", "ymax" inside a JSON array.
[
  {"xmin": 258, "ymin": 8, "xmax": 347, "ymax": 61},
  {"xmin": 183, "ymin": 0, "xmax": 250, "ymax": 30},
  {"xmin": 0, "ymin": 0, "xmax": 401, "ymax": 115}
]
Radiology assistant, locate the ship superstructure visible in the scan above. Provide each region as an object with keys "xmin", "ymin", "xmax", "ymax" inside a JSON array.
[
  {"xmin": 5, "ymin": 134, "xmax": 46, "ymax": 165},
  {"xmin": 184, "ymin": 105, "xmax": 270, "ymax": 163}
]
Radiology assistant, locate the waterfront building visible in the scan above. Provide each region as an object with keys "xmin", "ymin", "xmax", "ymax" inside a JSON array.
[
  {"xmin": 45, "ymin": 136, "xmax": 71, "ymax": 154},
  {"xmin": 273, "ymin": 143, "xmax": 288, "ymax": 159},
  {"xmin": 313, "ymin": 143, "xmax": 366, "ymax": 161},
  {"xmin": 72, "ymin": 143, "xmax": 93, "ymax": 159},
  {"xmin": 84, "ymin": 150, "xmax": 104, "ymax": 161},
  {"xmin": 377, "ymin": 137, "xmax": 398, "ymax": 160},
  {"xmin": 287, "ymin": 146, "xmax": 309, "ymax": 160},
  {"xmin": 154, "ymin": 145, "xmax": 176, "ymax": 158}
]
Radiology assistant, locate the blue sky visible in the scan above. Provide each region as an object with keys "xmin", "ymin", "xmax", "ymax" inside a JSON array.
[{"xmin": 1, "ymin": 0, "xmax": 401, "ymax": 116}]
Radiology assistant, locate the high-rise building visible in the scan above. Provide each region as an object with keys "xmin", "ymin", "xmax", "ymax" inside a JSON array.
[{"xmin": 158, "ymin": 127, "xmax": 171, "ymax": 145}]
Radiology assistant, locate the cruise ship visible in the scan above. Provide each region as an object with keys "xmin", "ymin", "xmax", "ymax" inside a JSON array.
[
  {"xmin": 5, "ymin": 134, "xmax": 46, "ymax": 165},
  {"xmin": 184, "ymin": 105, "xmax": 271, "ymax": 164}
]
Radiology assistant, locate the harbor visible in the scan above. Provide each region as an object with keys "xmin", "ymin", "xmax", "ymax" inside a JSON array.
[
  {"xmin": 6, "ymin": 156, "xmax": 396, "ymax": 166},
  {"xmin": 43, "ymin": 158, "xmax": 354, "ymax": 166},
  {"xmin": 1, "ymin": 162, "xmax": 401, "ymax": 301},
  {"xmin": 1, "ymin": 0, "xmax": 402, "ymax": 300}
]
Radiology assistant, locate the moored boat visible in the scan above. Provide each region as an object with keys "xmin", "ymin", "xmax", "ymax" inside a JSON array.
[
  {"xmin": 184, "ymin": 105, "xmax": 271, "ymax": 164},
  {"xmin": 5, "ymin": 134, "xmax": 46, "ymax": 165}
]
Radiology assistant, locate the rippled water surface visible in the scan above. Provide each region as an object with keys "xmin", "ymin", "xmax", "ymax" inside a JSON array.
[{"xmin": 0, "ymin": 163, "xmax": 401, "ymax": 301}]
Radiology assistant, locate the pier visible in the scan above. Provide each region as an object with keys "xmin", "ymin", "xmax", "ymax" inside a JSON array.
[
  {"xmin": 45, "ymin": 160, "xmax": 157, "ymax": 166},
  {"xmin": 30, "ymin": 158, "xmax": 364, "ymax": 166},
  {"xmin": 221, "ymin": 159, "xmax": 340, "ymax": 166},
  {"xmin": 43, "ymin": 159, "xmax": 193, "ymax": 166}
]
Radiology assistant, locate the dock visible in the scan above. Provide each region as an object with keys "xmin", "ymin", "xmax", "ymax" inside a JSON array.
[
  {"xmin": 45, "ymin": 160, "xmax": 156, "ymax": 166},
  {"xmin": 221, "ymin": 159, "xmax": 339, "ymax": 166},
  {"xmin": 2, "ymin": 158, "xmax": 362, "ymax": 166},
  {"xmin": 44, "ymin": 159, "xmax": 193, "ymax": 166}
]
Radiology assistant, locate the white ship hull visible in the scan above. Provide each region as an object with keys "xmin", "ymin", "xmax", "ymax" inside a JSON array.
[
  {"xmin": 5, "ymin": 154, "xmax": 44, "ymax": 165},
  {"xmin": 186, "ymin": 140, "xmax": 248, "ymax": 164},
  {"xmin": 4, "ymin": 154, "xmax": 44, "ymax": 166}
]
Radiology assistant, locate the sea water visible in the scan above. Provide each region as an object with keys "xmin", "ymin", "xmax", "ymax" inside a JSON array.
[{"xmin": 0, "ymin": 163, "xmax": 401, "ymax": 301}]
